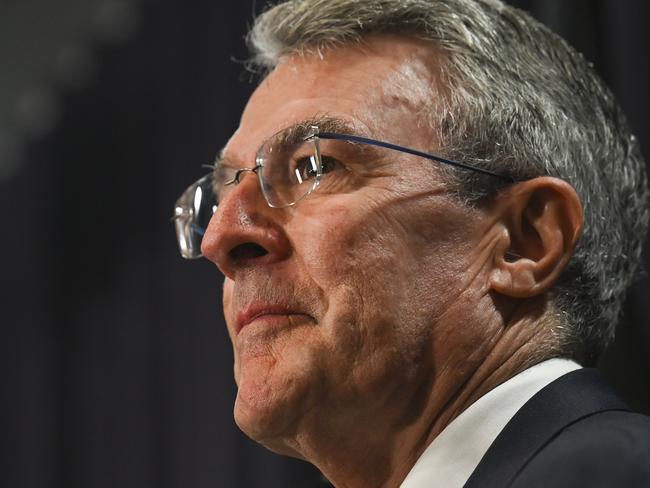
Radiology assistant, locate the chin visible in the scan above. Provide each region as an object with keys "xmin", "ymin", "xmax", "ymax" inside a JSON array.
[
  {"xmin": 233, "ymin": 356, "xmax": 311, "ymax": 452},
  {"xmin": 233, "ymin": 387, "xmax": 308, "ymax": 458}
]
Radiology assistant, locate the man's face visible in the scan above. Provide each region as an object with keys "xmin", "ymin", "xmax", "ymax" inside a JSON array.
[{"xmin": 201, "ymin": 36, "xmax": 494, "ymax": 455}]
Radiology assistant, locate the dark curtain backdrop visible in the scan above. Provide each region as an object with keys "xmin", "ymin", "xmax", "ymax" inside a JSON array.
[{"xmin": 1, "ymin": 1, "xmax": 649, "ymax": 487}]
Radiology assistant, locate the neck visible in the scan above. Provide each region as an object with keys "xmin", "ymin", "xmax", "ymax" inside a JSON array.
[{"xmin": 290, "ymin": 301, "xmax": 555, "ymax": 488}]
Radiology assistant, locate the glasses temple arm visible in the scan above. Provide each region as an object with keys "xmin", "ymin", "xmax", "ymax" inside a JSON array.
[{"xmin": 317, "ymin": 132, "xmax": 514, "ymax": 182}]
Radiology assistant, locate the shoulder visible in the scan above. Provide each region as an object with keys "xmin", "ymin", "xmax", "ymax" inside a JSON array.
[{"xmin": 511, "ymin": 410, "xmax": 650, "ymax": 488}]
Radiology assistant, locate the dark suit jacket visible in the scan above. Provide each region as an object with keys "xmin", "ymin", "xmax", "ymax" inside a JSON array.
[{"xmin": 464, "ymin": 368, "xmax": 650, "ymax": 488}]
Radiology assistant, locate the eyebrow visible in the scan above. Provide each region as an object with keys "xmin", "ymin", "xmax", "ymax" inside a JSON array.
[
  {"xmin": 214, "ymin": 115, "xmax": 362, "ymax": 166},
  {"xmin": 276, "ymin": 115, "xmax": 358, "ymax": 146}
]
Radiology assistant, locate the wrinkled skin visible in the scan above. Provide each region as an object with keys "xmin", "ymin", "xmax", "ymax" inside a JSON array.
[{"xmin": 200, "ymin": 35, "xmax": 581, "ymax": 487}]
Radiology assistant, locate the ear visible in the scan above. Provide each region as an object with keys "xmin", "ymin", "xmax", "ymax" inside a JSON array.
[{"xmin": 488, "ymin": 177, "xmax": 583, "ymax": 298}]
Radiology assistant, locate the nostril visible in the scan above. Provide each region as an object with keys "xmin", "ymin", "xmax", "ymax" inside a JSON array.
[{"xmin": 229, "ymin": 242, "xmax": 268, "ymax": 262}]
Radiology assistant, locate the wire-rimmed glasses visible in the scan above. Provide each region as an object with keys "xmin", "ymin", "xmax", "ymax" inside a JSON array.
[{"xmin": 173, "ymin": 125, "xmax": 513, "ymax": 259}]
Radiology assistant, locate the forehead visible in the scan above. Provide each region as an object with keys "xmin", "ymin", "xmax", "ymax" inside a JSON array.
[{"xmin": 228, "ymin": 35, "xmax": 443, "ymax": 159}]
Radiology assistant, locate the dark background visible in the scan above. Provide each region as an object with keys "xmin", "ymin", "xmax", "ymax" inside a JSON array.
[{"xmin": 1, "ymin": 1, "xmax": 649, "ymax": 487}]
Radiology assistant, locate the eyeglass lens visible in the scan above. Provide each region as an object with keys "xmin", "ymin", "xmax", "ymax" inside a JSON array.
[
  {"xmin": 173, "ymin": 133, "xmax": 322, "ymax": 259},
  {"xmin": 257, "ymin": 133, "xmax": 322, "ymax": 207},
  {"xmin": 173, "ymin": 174, "xmax": 217, "ymax": 259}
]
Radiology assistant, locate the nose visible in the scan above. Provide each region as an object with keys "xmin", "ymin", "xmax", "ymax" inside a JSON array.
[{"xmin": 200, "ymin": 172, "xmax": 291, "ymax": 280}]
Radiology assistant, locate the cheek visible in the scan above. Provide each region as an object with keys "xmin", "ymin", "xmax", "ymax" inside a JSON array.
[
  {"xmin": 288, "ymin": 201, "xmax": 428, "ymax": 370},
  {"xmin": 278, "ymin": 195, "xmax": 478, "ymax": 395},
  {"xmin": 295, "ymin": 194, "xmax": 467, "ymax": 303},
  {"xmin": 295, "ymin": 199, "xmax": 403, "ymax": 280}
]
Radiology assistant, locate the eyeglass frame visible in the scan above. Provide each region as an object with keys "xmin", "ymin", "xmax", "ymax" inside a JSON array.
[
  {"xmin": 223, "ymin": 126, "xmax": 513, "ymax": 189},
  {"xmin": 173, "ymin": 125, "xmax": 515, "ymax": 259}
]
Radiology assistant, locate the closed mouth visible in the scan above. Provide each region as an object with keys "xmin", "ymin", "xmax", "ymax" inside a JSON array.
[{"xmin": 235, "ymin": 304, "xmax": 311, "ymax": 334}]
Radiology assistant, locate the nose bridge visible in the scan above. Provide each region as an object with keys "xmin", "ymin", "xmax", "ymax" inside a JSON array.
[
  {"xmin": 221, "ymin": 164, "xmax": 265, "ymax": 209},
  {"xmin": 214, "ymin": 169, "xmax": 266, "ymax": 235},
  {"xmin": 233, "ymin": 166, "xmax": 260, "ymax": 185}
]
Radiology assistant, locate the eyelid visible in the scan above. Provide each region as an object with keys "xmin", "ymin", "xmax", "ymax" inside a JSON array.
[{"xmin": 318, "ymin": 139, "xmax": 377, "ymax": 164}]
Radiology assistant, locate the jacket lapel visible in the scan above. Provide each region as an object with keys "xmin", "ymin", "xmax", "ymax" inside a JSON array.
[{"xmin": 463, "ymin": 368, "xmax": 629, "ymax": 488}]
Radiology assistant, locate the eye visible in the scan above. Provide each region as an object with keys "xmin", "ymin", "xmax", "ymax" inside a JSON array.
[
  {"xmin": 292, "ymin": 154, "xmax": 344, "ymax": 184},
  {"xmin": 320, "ymin": 156, "xmax": 341, "ymax": 174},
  {"xmin": 292, "ymin": 155, "xmax": 319, "ymax": 183}
]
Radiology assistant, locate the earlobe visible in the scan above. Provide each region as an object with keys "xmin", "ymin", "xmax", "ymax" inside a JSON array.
[{"xmin": 488, "ymin": 177, "xmax": 583, "ymax": 299}]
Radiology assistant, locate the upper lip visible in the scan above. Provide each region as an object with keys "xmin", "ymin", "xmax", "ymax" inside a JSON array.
[{"xmin": 235, "ymin": 303, "xmax": 307, "ymax": 334}]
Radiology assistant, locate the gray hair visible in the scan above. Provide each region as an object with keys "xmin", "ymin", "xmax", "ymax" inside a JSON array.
[{"xmin": 246, "ymin": 0, "xmax": 649, "ymax": 365}]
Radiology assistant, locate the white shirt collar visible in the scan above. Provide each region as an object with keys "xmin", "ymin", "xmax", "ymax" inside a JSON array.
[{"xmin": 400, "ymin": 358, "xmax": 582, "ymax": 488}]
